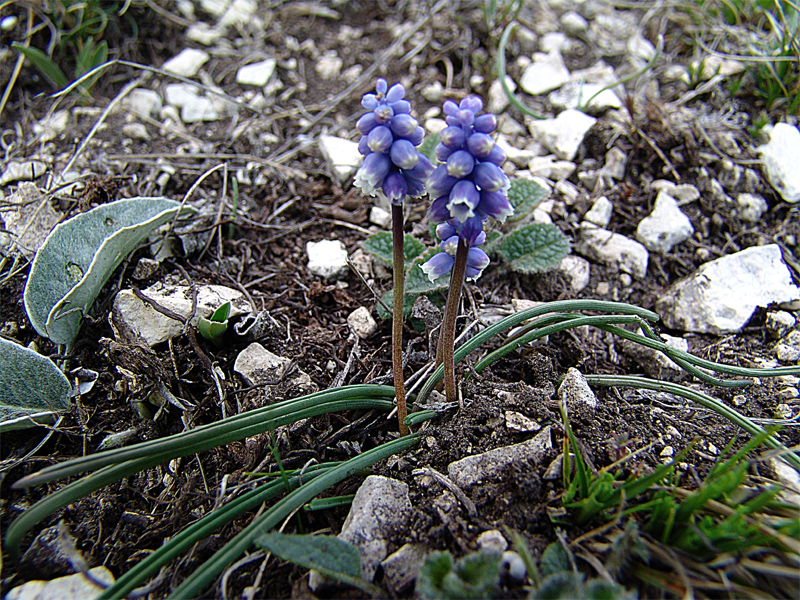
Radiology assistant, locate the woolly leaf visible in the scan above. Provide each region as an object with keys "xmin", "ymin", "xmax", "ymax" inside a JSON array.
[
  {"xmin": 507, "ymin": 178, "xmax": 549, "ymax": 218},
  {"xmin": 419, "ymin": 132, "xmax": 441, "ymax": 164},
  {"xmin": 495, "ymin": 224, "xmax": 569, "ymax": 274},
  {"xmin": 362, "ymin": 232, "xmax": 426, "ymax": 267}
]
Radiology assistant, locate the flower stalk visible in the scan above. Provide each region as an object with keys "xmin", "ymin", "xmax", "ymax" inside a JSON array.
[
  {"xmin": 438, "ymin": 237, "xmax": 469, "ymax": 407},
  {"xmin": 392, "ymin": 203, "xmax": 409, "ymax": 435}
]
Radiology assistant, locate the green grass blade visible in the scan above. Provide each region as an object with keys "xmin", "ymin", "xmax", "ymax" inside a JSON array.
[
  {"xmin": 14, "ymin": 385, "xmax": 395, "ymax": 488},
  {"xmin": 496, "ymin": 21, "xmax": 546, "ymax": 119},
  {"xmin": 12, "ymin": 43, "xmax": 69, "ymax": 89},
  {"xmin": 166, "ymin": 435, "xmax": 419, "ymax": 599}
]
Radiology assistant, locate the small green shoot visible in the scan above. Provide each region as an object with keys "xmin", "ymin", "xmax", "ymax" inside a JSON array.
[
  {"xmin": 197, "ymin": 301, "xmax": 231, "ymax": 348},
  {"xmin": 416, "ymin": 550, "xmax": 502, "ymax": 600}
]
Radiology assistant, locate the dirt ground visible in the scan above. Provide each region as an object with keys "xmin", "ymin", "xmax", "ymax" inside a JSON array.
[{"xmin": 1, "ymin": 1, "xmax": 799, "ymax": 598}]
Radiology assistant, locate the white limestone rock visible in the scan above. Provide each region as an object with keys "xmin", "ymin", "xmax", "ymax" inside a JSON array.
[
  {"xmin": 181, "ymin": 96, "xmax": 219, "ymax": 123},
  {"xmin": 162, "ymin": 48, "xmax": 209, "ymax": 77},
  {"xmin": 520, "ymin": 51, "xmax": 570, "ymax": 96},
  {"xmin": 576, "ymin": 223, "xmax": 649, "ymax": 279},
  {"xmin": 548, "ymin": 82, "xmax": 621, "ymax": 114},
  {"xmin": 315, "ymin": 51, "xmax": 343, "ymax": 80},
  {"xmin": 528, "ymin": 156, "xmax": 576, "ymax": 181},
  {"xmin": 381, "ymin": 543, "xmax": 428, "ymax": 594},
  {"xmin": 527, "ymin": 109, "xmax": 597, "ymax": 161},
  {"xmin": 33, "ymin": 110, "xmax": 69, "ymax": 143},
  {"xmin": 758, "ymin": 123, "xmax": 800, "ymax": 203},
  {"xmin": 621, "ymin": 332, "xmax": 689, "ymax": 381},
  {"xmin": 121, "ymin": 122, "xmax": 150, "ymax": 141},
  {"xmin": 307, "ymin": 239, "xmax": 349, "ymax": 279},
  {"xmin": 0, "ymin": 182, "xmax": 61, "ymax": 257},
  {"xmin": 603, "ymin": 147, "xmax": 627, "ymax": 180},
  {"xmin": 186, "ymin": 22, "xmax": 224, "ymax": 45},
  {"xmin": 556, "ymin": 254, "xmax": 591, "ymax": 293},
  {"xmin": 560, "ymin": 11, "xmax": 588, "ymax": 35},
  {"xmin": 124, "ymin": 89, "xmax": 162, "ymax": 119},
  {"xmin": 318, "ymin": 135, "xmax": 361, "ymax": 181},
  {"xmin": 635, "ymin": 190, "xmax": 694, "ymax": 254},
  {"xmin": 447, "ymin": 427, "xmax": 552, "ymax": 489},
  {"xmin": 736, "ymin": 193, "xmax": 768, "ymax": 222},
  {"xmin": 558, "ymin": 367, "xmax": 597, "ymax": 410},
  {"xmin": 488, "ymin": 76, "xmax": 515, "ymax": 114},
  {"xmin": 111, "ymin": 283, "xmax": 250, "ymax": 347},
  {"xmin": 5, "ymin": 567, "xmax": 114, "ymax": 600},
  {"xmin": 583, "ymin": 196, "xmax": 613, "ymax": 228},
  {"xmin": 0, "ymin": 160, "xmax": 47, "ymax": 185},
  {"xmin": 164, "ymin": 83, "xmax": 199, "ymax": 108},
  {"xmin": 347, "ymin": 306, "xmax": 377, "ymax": 339},
  {"xmin": 656, "ymin": 244, "xmax": 800, "ymax": 334},
  {"xmin": 236, "ymin": 58, "xmax": 276, "ymax": 86},
  {"xmin": 495, "ymin": 134, "xmax": 543, "ymax": 166},
  {"xmin": 477, "ymin": 530, "xmax": 508, "ymax": 553}
]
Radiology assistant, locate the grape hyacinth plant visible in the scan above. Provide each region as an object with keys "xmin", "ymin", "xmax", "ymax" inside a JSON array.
[
  {"xmin": 422, "ymin": 96, "xmax": 514, "ymax": 406},
  {"xmin": 354, "ymin": 78, "xmax": 433, "ymax": 434}
]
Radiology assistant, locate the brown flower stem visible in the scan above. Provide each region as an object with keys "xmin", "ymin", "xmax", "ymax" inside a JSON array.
[
  {"xmin": 437, "ymin": 237, "xmax": 469, "ymax": 407},
  {"xmin": 392, "ymin": 203, "xmax": 409, "ymax": 436}
]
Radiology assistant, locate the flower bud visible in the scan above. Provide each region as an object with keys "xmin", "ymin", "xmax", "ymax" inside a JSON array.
[
  {"xmin": 390, "ymin": 100, "xmax": 411, "ymax": 114},
  {"xmin": 383, "ymin": 172, "xmax": 408, "ymax": 205},
  {"xmin": 460, "ymin": 96, "xmax": 483, "ymax": 114},
  {"xmin": 354, "ymin": 152, "xmax": 391, "ymax": 196},
  {"xmin": 455, "ymin": 109, "xmax": 474, "ymax": 127},
  {"xmin": 420, "ymin": 251, "xmax": 455, "ymax": 282},
  {"xmin": 357, "ymin": 112, "xmax": 379, "ymax": 135},
  {"xmin": 374, "ymin": 104, "xmax": 394, "ymax": 123},
  {"xmin": 465, "ymin": 247, "xmax": 490, "ymax": 279},
  {"xmin": 446, "ymin": 150, "xmax": 475, "ymax": 178},
  {"xmin": 478, "ymin": 190, "xmax": 514, "ymax": 223},
  {"xmin": 440, "ymin": 126, "xmax": 466, "ymax": 149},
  {"xmin": 485, "ymin": 144, "xmax": 506, "ymax": 166},
  {"xmin": 436, "ymin": 143, "xmax": 455, "ymax": 163},
  {"xmin": 466, "ymin": 133, "xmax": 495, "ymax": 158},
  {"xmin": 409, "ymin": 126, "xmax": 425, "ymax": 147},
  {"xmin": 358, "ymin": 136, "xmax": 370, "ymax": 155},
  {"xmin": 428, "ymin": 165, "xmax": 458, "ymax": 198},
  {"xmin": 473, "ymin": 113, "xmax": 497, "ymax": 134},
  {"xmin": 456, "ymin": 215, "xmax": 485, "ymax": 246},
  {"xmin": 436, "ymin": 221, "xmax": 457, "ymax": 241},
  {"xmin": 390, "ymin": 139, "xmax": 419, "ymax": 170},
  {"xmin": 390, "ymin": 113, "xmax": 418, "ymax": 138},
  {"xmin": 428, "ymin": 196, "xmax": 452, "ymax": 223},
  {"xmin": 367, "ymin": 125, "xmax": 393, "ymax": 153},
  {"xmin": 386, "ymin": 83, "xmax": 405, "ymax": 103},
  {"xmin": 473, "ymin": 162, "xmax": 508, "ymax": 193}
]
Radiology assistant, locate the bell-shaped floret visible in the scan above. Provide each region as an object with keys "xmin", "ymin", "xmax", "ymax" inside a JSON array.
[
  {"xmin": 386, "ymin": 83, "xmax": 405, "ymax": 103},
  {"xmin": 455, "ymin": 215, "xmax": 485, "ymax": 246},
  {"xmin": 466, "ymin": 133, "xmax": 494, "ymax": 158},
  {"xmin": 362, "ymin": 94, "xmax": 379, "ymax": 110},
  {"xmin": 440, "ymin": 126, "xmax": 466, "ymax": 149},
  {"xmin": 353, "ymin": 152, "xmax": 391, "ymax": 196},
  {"xmin": 435, "ymin": 221, "xmax": 457, "ymax": 241},
  {"xmin": 446, "ymin": 180, "xmax": 480, "ymax": 223},
  {"xmin": 390, "ymin": 113, "xmax": 418, "ymax": 139},
  {"xmin": 383, "ymin": 172, "xmax": 408, "ymax": 205},
  {"xmin": 406, "ymin": 154, "xmax": 434, "ymax": 181},
  {"xmin": 473, "ymin": 113, "xmax": 497, "ymax": 134},
  {"xmin": 420, "ymin": 251, "xmax": 455, "ymax": 282},
  {"xmin": 460, "ymin": 96, "xmax": 483, "ymax": 114},
  {"xmin": 367, "ymin": 125, "xmax": 393, "ymax": 153},
  {"xmin": 390, "ymin": 100, "xmax": 411, "ymax": 114},
  {"xmin": 477, "ymin": 190, "xmax": 514, "ymax": 223},
  {"xmin": 390, "ymin": 139, "xmax": 419, "ymax": 170},
  {"xmin": 406, "ymin": 176, "xmax": 426, "ymax": 198},
  {"xmin": 455, "ymin": 109, "xmax": 475, "ymax": 127},
  {"xmin": 357, "ymin": 112, "xmax": 379, "ymax": 135},
  {"xmin": 473, "ymin": 162, "xmax": 509, "ymax": 193},
  {"xmin": 428, "ymin": 165, "xmax": 458, "ymax": 198},
  {"xmin": 375, "ymin": 79, "xmax": 388, "ymax": 95},
  {"xmin": 428, "ymin": 196, "xmax": 452, "ymax": 223},
  {"xmin": 484, "ymin": 144, "xmax": 506, "ymax": 166},
  {"xmin": 374, "ymin": 104, "xmax": 394, "ymax": 123},
  {"xmin": 446, "ymin": 150, "xmax": 475, "ymax": 178},
  {"xmin": 358, "ymin": 136, "xmax": 370, "ymax": 155}
]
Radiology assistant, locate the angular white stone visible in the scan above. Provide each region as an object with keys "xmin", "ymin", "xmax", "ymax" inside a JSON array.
[
  {"xmin": 318, "ymin": 135, "xmax": 361, "ymax": 180},
  {"xmin": 307, "ymin": 239, "xmax": 349, "ymax": 279},
  {"xmin": 558, "ymin": 367, "xmax": 597, "ymax": 410},
  {"xmin": 447, "ymin": 427, "xmax": 552, "ymax": 489},
  {"xmin": 556, "ymin": 254, "xmax": 591, "ymax": 293},
  {"xmin": 33, "ymin": 110, "xmax": 69, "ymax": 143},
  {"xmin": 369, "ymin": 206, "xmax": 391, "ymax": 228},
  {"xmin": 627, "ymin": 33, "xmax": 657, "ymax": 62},
  {"xmin": 477, "ymin": 530, "xmax": 508, "ymax": 553},
  {"xmin": 656, "ymin": 244, "xmax": 800, "ymax": 334},
  {"xmin": 0, "ymin": 183, "xmax": 61, "ymax": 257},
  {"xmin": 577, "ymin": 223, "xmax": 649, "ymax": 279},
  {"xmin": 186, "ymin": 22, "xmax": 223, "ymax": 45},
  {"xmin": 527, "ymin": 109, "xmax": 597, "ymax": 161},
  {"xmin": 111, "ymin": 284, "xmax": 249, "ymax": 347},
  {"xmin": 165, "ymin": 83, "xmax": 200, "ymax": 108},
  {"xmin": 488, "ymin": 76, "xmax": 515, "ymax": 114},
  {"xmin": 520, "ymin": 51, "xmax": 570, "ymax": 96},
  {"xmin": 548, "ymin": 82, "xmax": 621, "ymax": 113},
  {"xmin": 236, "ymin": 58, "xmax": 276, "ymax": 86},
  {"xmin": 0, "ymin": 160, "xmax": 47, "ymax": 185},
  {"xmin": 162, "ymin": 48, "xmax": 209, "ymax": 77},
  {"xmin": 121, "ymin": 122, "xmax": 149, "ymax": 141},
  {"xmin": 5, "ymin": 567, "xmax": 114, "ymax": 600},
  {"xmin": 635, "ymin": 190, "xmax": 694, "ymax": 253},
  {"xmin": 504, "ymin": 410, "xmax": 541, "ymax": 432},
  {"xmin": 219, "ymin": 0, "xmax": 258, "ymax": 27},
  {"xmin": 381, "ymin": 543, "xmax": 428, "ymax": 594},
  {"xmin": 758, "ymin": 123, "xmax": 800, "ymax": 203},
  {"xmin": 347, "ymin": 306, "xmax": 377, "ymax": 339},
  {"xmin": 495, "ymin": 134, "xmax": 542, "ymax": 166},
  {"xmin": 234, "ymin": 342, "xmax": 290, "ymax": 384},
  {"xmin": 124, "ymin": 89, "xmax": 162, "ymax": 119},
  {"xmin": 560, "ymin": 11, "xmax": 588, "ymax": 34},
  {"xmin": 528, "ymin": 156, "xmax": 575, "ymax": 181},
  {"xmin": 181, "ymin": 96, "xmax": 219, "ymax": 123},
  {"xmin": 604, "ymin": 147, "xmax": 627, "ymax": 180},
  {"xmin": 583, "ymin": 196, "xmax": 613, "ymax": 228},
  {"xmin": 315, "ymin": 52, "xmax": 343, "ymax": 80}
]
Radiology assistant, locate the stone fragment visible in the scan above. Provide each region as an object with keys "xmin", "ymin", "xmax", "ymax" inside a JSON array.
[
  {"xmin": 164, "ymin": 83, "xmax": 199, "ymax": 107},
  {"xmin": 0, "ymin": 182, "xmax": 61, "ymax": 256},
  {"xmin": 162, "ymin": 48, "xmax": 209, "ymax": 77},
  {"xmin": 635, "ymin": 190, "xmax": 694, "ymax": 253},
  {"xmin": 0, "ymin": 160, "xmax": 47, "ymax": 185},
  {"xmin": 771, "ymin": 457, "xmax": 800, "ymax": 506},
  {"xmin": 603, "ymin": 147, "xmax": 627, "ymax": 180},
  {"xmin": 33, "ymin": 110, "xmax": 69, "ymax": 143},
  {"xmin": 422, "ymin": 80, "xmax": 444, "ymax": 102},
  {"xmin": 651, "ymin": 180, "xmax": 701, "ymax": 204},
  {"xmin": 548, "ymin": 82, "xmax": 621, "ymax": 114},
  {"xmin": 200, "ymin": 0, "xmax": 228, "ymax": 16},
  {"xmin": 381, "ymin": 543, "xmax": 427, "ymax": 594},
  {"xmin": 558, "ymin": 367, "xmax": 597, "ymax": 410},
  {"xmin": 219, "ymin": 0, "xmax": 258, "ymax": 27},
  {"xmin": 347, "ymin": 307, "xmax": 377, "ymax": 339},
  {"xmin": 621, "ymin": 332, "xmax": 689, "ymax": 381},
  {"xmin": 556, "ymin": 254, "xmax": 591, "ymax": 293},
  {"xmin": 477, "ymin": 530, "xmax": 508, "ymax": 553},
  {"xmin": 306, "ymin": 239, "xmax": 349, "ymax": 279},
  {"xmin": 186, "ymin": 22, "xmax": 223, "ymax": 45},
  {"xmin": 315, "ymin": 51, "xmax": 343, "ymax": 79},
  {"xmin": 447, "ymin": 427, "xmax": 552, "ymax": 489},
  {"xmin": 576, "ymin": 223, "xmax": 649, "ymax": 279},
  {"xmin": 505, "ymin": 410, "xmax": 541, "ymax": 432},
  {"xmin": 233, "ymin": 342, "xmax": 309, "ymax": 390},
  {"xmin": 656, "ymin": 244, "xmax": 800, "ymax": 334},
  {"xmin": 488, "ymin": 76, "xmax": 515, "ymax": 113},
  {"xmin": 539, "ymin": 32, "xmax": 566, "ymax": 53},
  {"xmin": 495, "ymin": 134, "xmax": 542, "ymax": 166},
  {"xmin": 121, "ymin": 123, "xmax": 149, "ymax": 141},
  {"xmin": 560, "ymin": 11, "xmax": 588, "ymax": 34},
  {"xmin": 181, "ymin": 96, "xmax": 219, "ymax": 123},
  {"xmin": 527, "ymin": 109, "xmax": 597, "ymax": 161},
  {"xmin": 369, "ymin": 206, "xmax": 391, "ymax": 228},
  {"xmin": 111, "ymin": 283, "xmax": 249, "ymax": 347},
  {"xmin": 627, "ymin": 33, "xmax": 657, "ymax": 62},
  {"xmin": 766, "ymin": 310, "xmax": 796, "ymax": 339},
  {"xmin": 527, "ymin": 156, "xmax": 576, "ymax": 181},
  {"xmin": 236, "ymin": 58, "xmax": 276, "ymax": 86},
  {"xmin": 124, "ymin": 89, "xmax": 162, "ymax": 119},
  {"xmin": 310, "ymin": 476, "xmax": 411, "ymax": 590},
  {"xmin": 520, "ymin": 51, "xmax": 570, "ymax": 96},
  {"xmin": 5, "ymin": 567, "xmax": 114, "ymax": 600},
  {"xmin": 736, "ymin": 193, "xmax": 768, "ymax": 223},
  {"xmin": 583, "ymin": 196, "xmax": 613, "ymax": 228},
  {"xmin": 758, "ymin": 123, "xmax": 800, "ymax": 203},
  {"xmin": 318, "ymin": 135, "xmax": 361, "ymax": 180},
  {"xmin": 687, "ymin": 55, "xmax": 745, "ymax": 80}
]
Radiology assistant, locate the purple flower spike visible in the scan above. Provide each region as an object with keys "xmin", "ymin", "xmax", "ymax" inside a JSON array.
[
  {"xmin": 467, "ymin": 133, "xmax": 495, "ymax": 158},
  {"xmin": 473, "ymin": 113, "xmax": 497, "ymax": 133},
  {"xmin": 477, "ymin": 190, "xmax": 514, "ymax": 223},
  {"xmin": 420, "ymin": 251, "xmax": 455, "ymax": 282},
  {"xmin": 354, "ymin": 79, "xmax": 432, "ymax": 204},
  {"xmin": 421, "ymin": 217, "xmax": 490, "ymax": 281},
  {"xmin": 446, "ymin": 180, "xmax": 480, "ymax": 223},
  {"xmin": 473, "ymin": 162, "xmax": 509, "ymax": 193}
]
